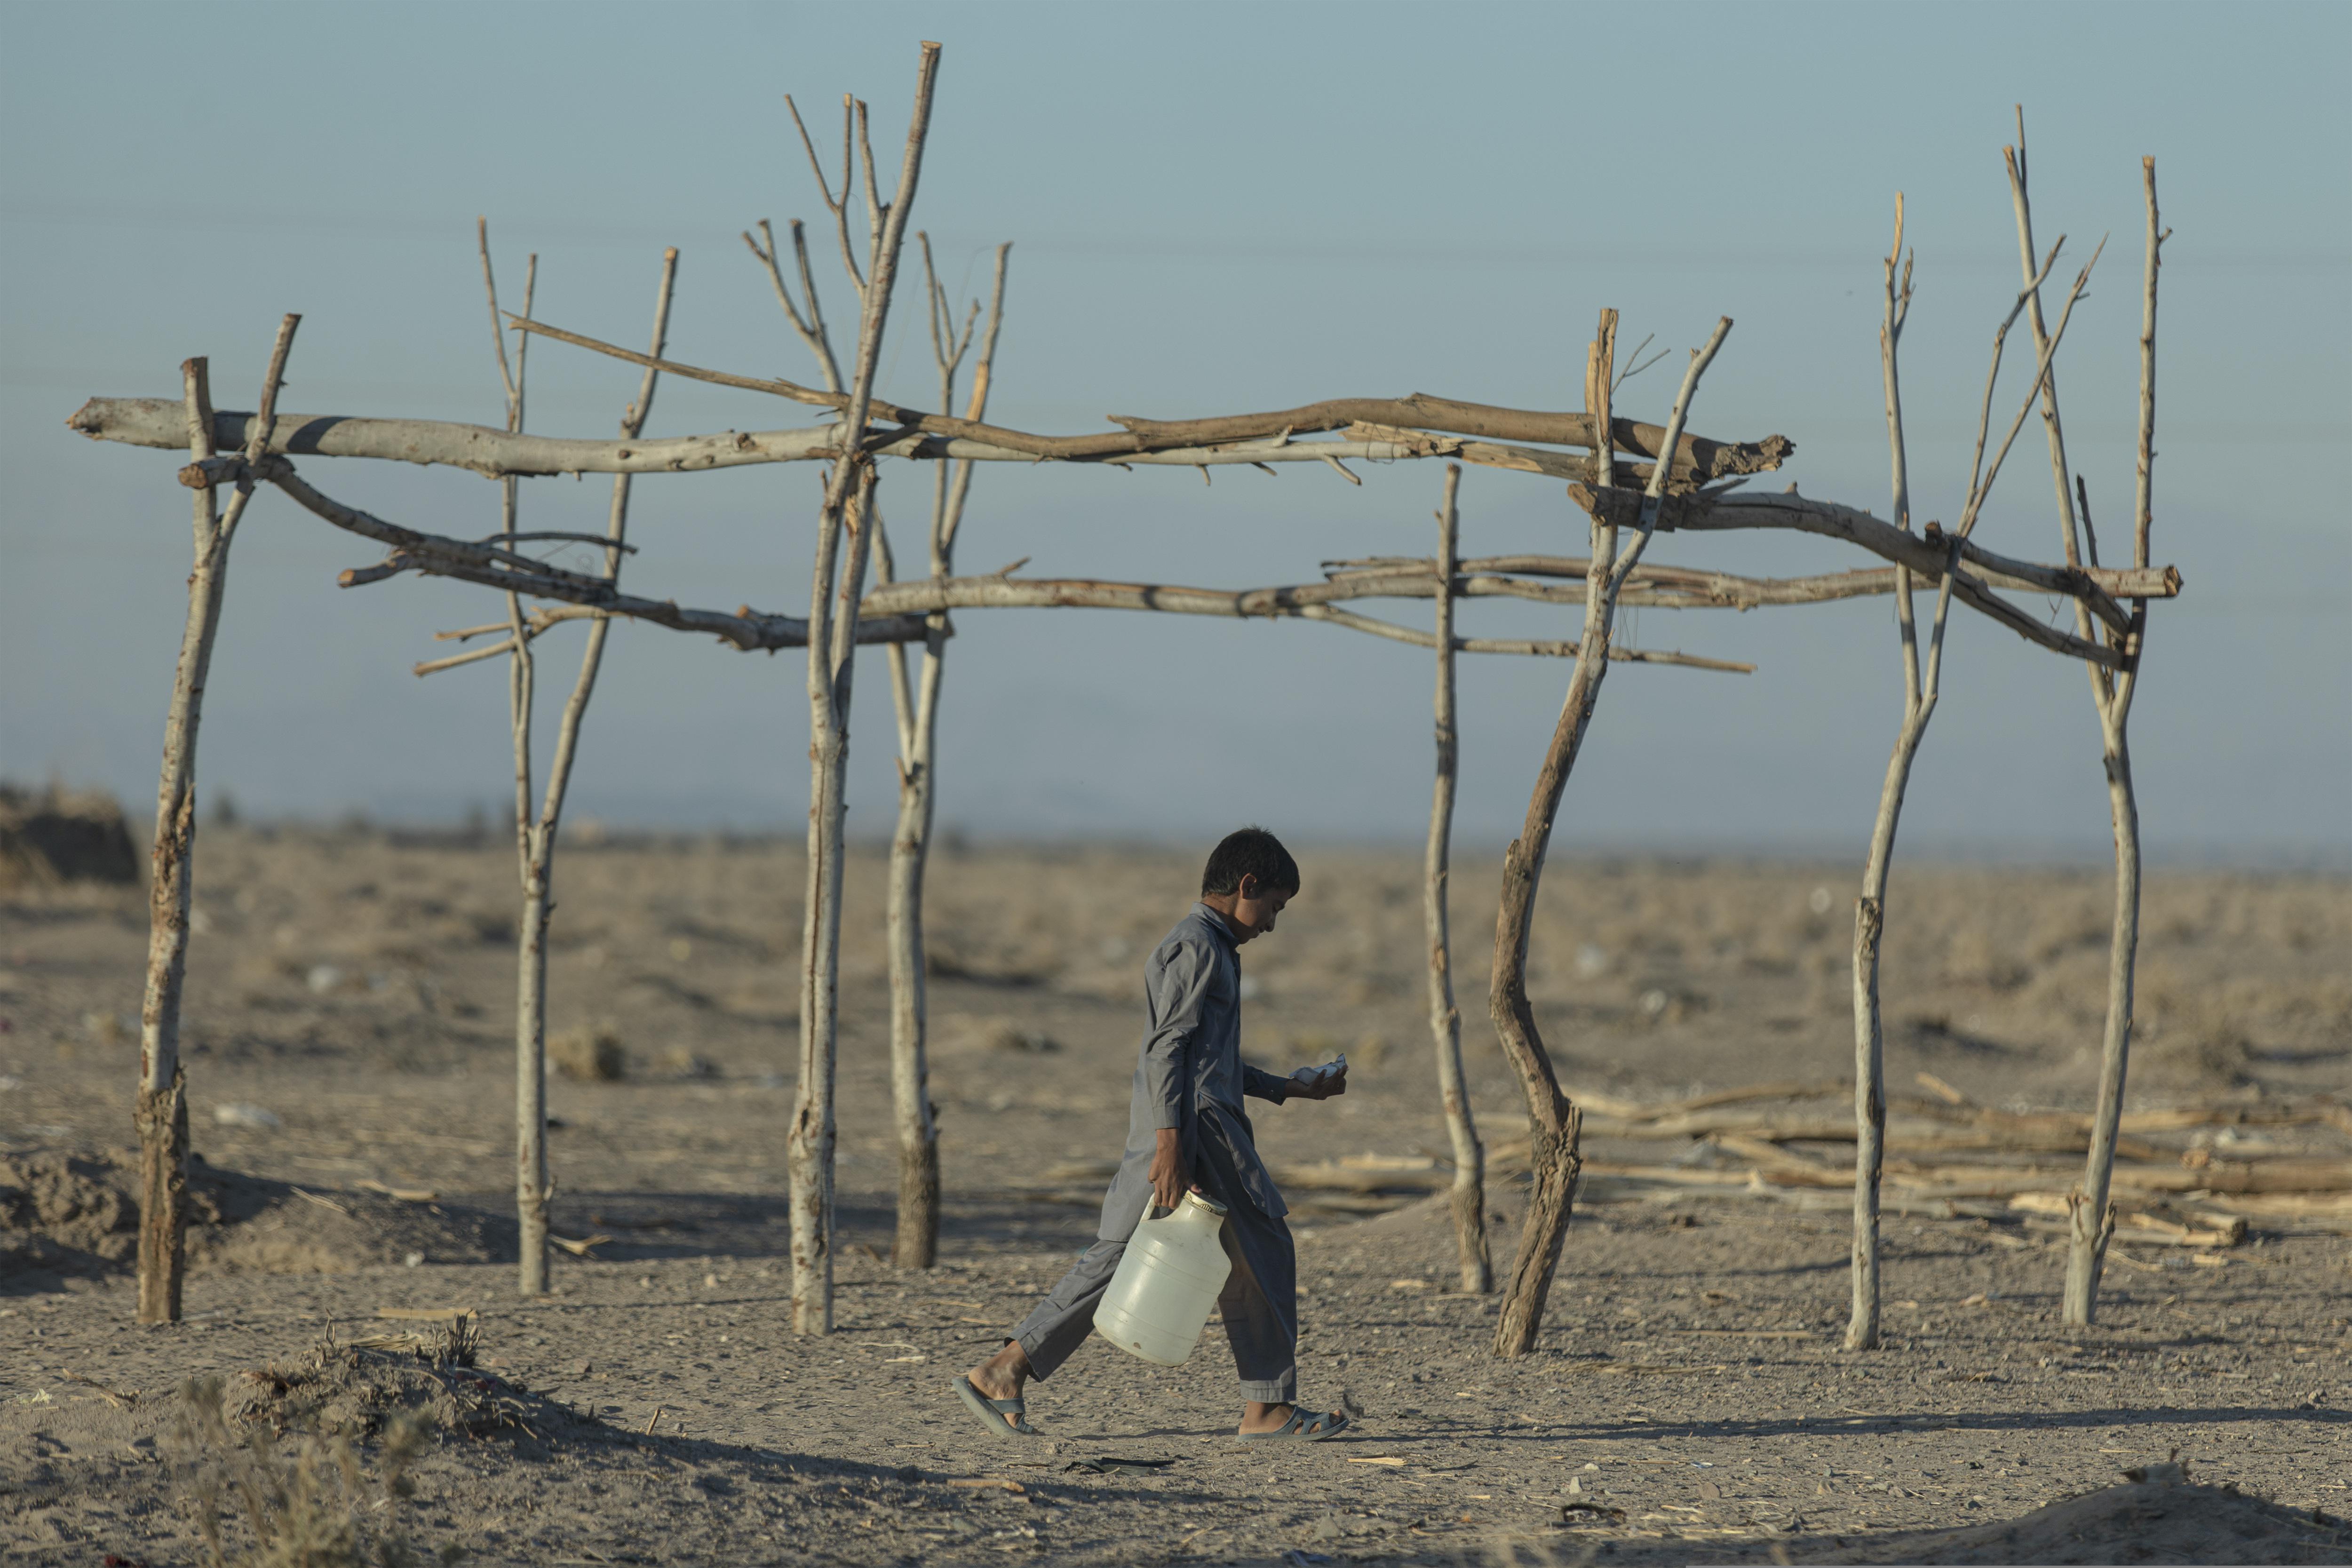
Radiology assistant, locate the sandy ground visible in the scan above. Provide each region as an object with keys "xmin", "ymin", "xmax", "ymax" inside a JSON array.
[{"xmin": 2, "ymin": 829, "xmax": 2348, "ymax": 1565}]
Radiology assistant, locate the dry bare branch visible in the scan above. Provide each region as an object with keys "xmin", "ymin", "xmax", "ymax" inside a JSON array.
[
  {"xmin": 1325, "ymin": 552, "xmax": 2172, "ymax": 610},
  {"xmin": 745, "ymin": 219, "xmax": 844, "ymax": 393},
  {"xmin": 1424, "ymin": 463, "xmax": 1490, "ymax": 1295},
  {"xmin": 135, "ymin": 315, "xmax": 298, "ymax": 1326},
  {"xmin": 1490, "ymin": 314, "xmax": 1733, "ymax": 1361},
  {"xmin": 858, "ymin": 572, "xmax": 1748, "ymax": 671},
  {"xmin": 1953, "ymin": 234, "xmax": 2107, "ymax": 544},
  {"xmin": 784, "ymin": 92, "xmax": 865, "ymax": 306},
  {"xmin": 495, "ymin": 316, "xmax": 1789, "ymax": 490},
  {"xmin": 477, "ymin": 221, "xmax": 556, "ymax": 1295},
  {"xmin": 1575, "ymin": 485, "xmax": 2138, "ymax": 667},
  {"xmin": 1845, "ymin": 197, "xmax": 1964, "ymax": 1353},
  {"xmin": 2060, "ymin": 150, "xmax": 2166, "ymax": 1328},
  {"xmin": 878, "ymin": 234, "xmax": 1004, "ymax": 1268},
  {"xmin": 79, "ymin": 395, "xmax": 1765, "ymax": 490},
  {"xmin": 242, "ymin": 457, "xmax": 928, "ymax": 651},
  {"xmin": 793, "ymin": 42, "xmax": 942, "ymax": 1337}
]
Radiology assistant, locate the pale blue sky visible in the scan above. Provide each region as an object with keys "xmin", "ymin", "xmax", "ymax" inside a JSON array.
[{"xmin": 3, "ymin": 1, "xmax": 2346, "ymax": 860}]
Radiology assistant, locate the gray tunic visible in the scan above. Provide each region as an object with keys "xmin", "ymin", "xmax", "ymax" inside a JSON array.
[
  {"xmin": 1008, "ymin": 902, "xmax": 1302, "ymax": 1400},
  {"xmin": 1097, "ymin": 903, "xmax": 1294, "ymax": 1242}
]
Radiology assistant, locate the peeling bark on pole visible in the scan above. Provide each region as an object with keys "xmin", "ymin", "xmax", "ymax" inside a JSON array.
[
  {"xmin": 1424, "ymin": 463, "xmax": 1490, "ymax": 1295},
  {"xmin": 512, "ymin": 840, "xmax": 552, "ymax": 1297},
  {"xmin": 136, "ymin": 356, "xmax": 218, "ymax": 1326},
  {"xmin": 1490, "ymin": 312, "xmax": 1744, "ymax": 1357},
  {"xmin": 132, "ymin": 1066, "xmax": 188, "ymax": 1323},
  {"xmin": 1487, "ymin": 316, "xmax": 1614, "ymax": 1358},
  {"xmin": 135, "ymin": 324, "xmax": 297, "ymax": 1324},
  {"xmin": 885, "ymin": 630, "xmax": 945, "ymax": 1268}
]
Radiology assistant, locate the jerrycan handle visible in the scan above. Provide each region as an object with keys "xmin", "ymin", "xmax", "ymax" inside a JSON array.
[{"xmin": 1141, "ymin": 1189, "xmax": 1229, "ymax": 1228}]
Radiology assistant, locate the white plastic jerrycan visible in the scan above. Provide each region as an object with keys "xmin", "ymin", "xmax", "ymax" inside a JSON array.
[{"xmin": 1092, "ymin": 1191, "xmax": 1232, "ymax": 1365}]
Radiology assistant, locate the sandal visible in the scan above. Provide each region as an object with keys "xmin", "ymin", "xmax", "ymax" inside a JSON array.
[
  {"xmin": 1234, "ymin": 1407, "xmax": 1349, "ymax": 1443},
  {"xmin": 951, "ymin": 1376, "xmax": 1037, "ymax": 1438}
]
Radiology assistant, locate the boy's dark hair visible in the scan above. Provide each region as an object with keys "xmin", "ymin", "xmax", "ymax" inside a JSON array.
[{"xmin": 1201, "ymin": 826, "xmax": 1300, "ymax": 897}]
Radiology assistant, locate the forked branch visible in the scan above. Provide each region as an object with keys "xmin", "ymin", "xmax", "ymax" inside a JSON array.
[{"xmin": 744, "ymin": 218, "xmax": 843, "ymax": 393}]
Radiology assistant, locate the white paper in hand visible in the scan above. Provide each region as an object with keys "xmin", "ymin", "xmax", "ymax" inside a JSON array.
[{"xmin": 1301, "ymin": 1053, "xmax": 1347, "ymax": 1088}]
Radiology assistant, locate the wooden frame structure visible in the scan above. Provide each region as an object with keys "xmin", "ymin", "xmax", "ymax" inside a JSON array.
[{"xmin": 76, "ymin": 46, "xmax": 2177, "ymax": 1356}]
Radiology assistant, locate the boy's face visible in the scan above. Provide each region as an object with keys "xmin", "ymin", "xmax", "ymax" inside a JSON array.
[{"xmin": 1223, "ymin": 873, "xmax": 1294, "ymax": 944}]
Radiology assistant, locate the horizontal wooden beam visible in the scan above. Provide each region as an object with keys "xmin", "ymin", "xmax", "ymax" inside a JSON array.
[
  {"xmin": 76, "ymin": 397, "xmax": 1559, "ymax": 484},
  {"xmin": 72, "ymin": 389, "xmax": 1790, "ymax": 492},
  {"xmin": 506, "ymin": 312, "xmax": 1794, "ymax": 481},
  {"xmin": 1323, "ymin": 550, "xmax": 2179, "ymax": 607},
  {"xmin": 254, "ymin": 460, "xmax": 930, "ymax": 653},
  {"xmin": 1567, "ymin": 483, "xmax": 2165, "ymax": 668},
  {"xmin": 858, "ymin": 574, "xmax": 1752, "ymax": 673}
]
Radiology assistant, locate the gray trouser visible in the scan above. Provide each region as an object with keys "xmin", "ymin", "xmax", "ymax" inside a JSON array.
[{"xmin": 1009, "ymin": 1199, "xmax": 1296, "ymax": 1403}]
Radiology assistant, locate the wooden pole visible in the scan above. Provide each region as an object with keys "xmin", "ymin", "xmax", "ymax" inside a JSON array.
[
  {"xmin": 1423, "ymin": 462, "xmax": 1490, "ymax": 1295},
  {"xmin": 460, "ymin": 313, "xmax": 1803, "ymax": 485},
  {"xmin": 75, "ymin": 393, "xmax": 1778, "ymax": 489},
  {"xmin": 1847, "ymin": 201, "xmax": 1922, "ymax": 1353},
  {"xmin": 2063, "ymin": 158, "xmax": 2163, "ymax": 1325},
  {"xmin": 1843, "ymin": 190, "xmax": 2085, "ymax": 1345},
  {"xmin": 135, "ymin": 318, "xmax": 298, "ymax": 1324},
  {"xmin": 479, "ymin": 224, "xmax": 556, "ymax": 1296},
  {"xmin": 521, "ymin": 246, "xmax": 677, "ymax": 1295},
  {"xmin": 792, "ymin": 41, "xmax": 941, "ymax": 1334},
  {"xmin": 1489, "ymin": 315, "xmax": 1731, "ymax": 1357},
  {"xmin": 858, "ymin": 575, "xmax": 1747, "ymax": 670},
  {"xmin": 880, "ymin": 239, "xmax": 1008, "ymax": 1269},
  {"xmin": 2002, "ymin": 120, "xmax": 2163, "ymax": 1326}
]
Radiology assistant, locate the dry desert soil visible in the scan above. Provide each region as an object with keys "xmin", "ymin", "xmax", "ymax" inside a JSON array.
[{"xmin": 3, "ymin": 829, "xmax": 2348, "ymax": 1565}]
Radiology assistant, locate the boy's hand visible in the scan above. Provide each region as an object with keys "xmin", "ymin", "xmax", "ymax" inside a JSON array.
[
  {"xmin": 1289, "ymin": 1064, "xmax": 1348, "ymax": 1100},
  {"xmin": 1148, "ymin": 1127, "xmax": 1194, "ymax": 1211}
]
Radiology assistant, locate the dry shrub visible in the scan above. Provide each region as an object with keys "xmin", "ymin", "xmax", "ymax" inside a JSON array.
[
  {"xmin": 2137, "ymin": 967, "xmax": 2256, "ymax": 1087},
  {"xmin": 974, "ymin": 1018, "xmax": 1059, "ymax": 1054},
  {"xmin": 0, "ymin": 781, "xmax": 139, "ymax": 889},
  {"xmin": 2017, "ymin": 964, "xmax": 2109, "ymax": 1032},
  {"xmin": 2027, "ymin": 892, "xmax": 2113, "ymax": 962},
  {"xmin": 551, "ymin": 1029, "xmax": 626, "ymax": 1082},
  {"xmin": 172, "ymin": 1373, "xmax": 454, "ymax": 1568},
  {"xmin": 1942, "ymin": 928, "xmax": 2029, "ymax": 991},
  {"xmin": 658, "ymin": 1044, "xmax": 719, "ymax": 1079}
]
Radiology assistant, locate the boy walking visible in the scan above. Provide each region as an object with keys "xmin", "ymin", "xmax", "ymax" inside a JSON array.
[{"xmin": 954, "ymin": 828, "xmax": 1351, "ymax": 1442}]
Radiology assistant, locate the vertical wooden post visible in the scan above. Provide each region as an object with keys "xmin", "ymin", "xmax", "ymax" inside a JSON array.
[
  {"xmin": 2064, "ymin": 158, "xmax": 2162, "ymax": 1325},
  {"xmin": 478, "ymin": 227, "xmax": 553, "ymax": 1296},
  {"xmin": 521, "ymin": 247, "xmax": 678, "ymax": 1296},
  {"xmin": 136, "ymin": 319, "xmax": 298, "ymax": 1323},
  {"xmin": 1847, "ymin": 201, "xmax": 1918, "ymax": 1353},
  {"xmin": 2004, "ymin": 123, "xmax": 2162, "ymax": 1327},
  {"xmin": 135, "ymin": 358, "xmax": 215, "ymax": 1327},
  {"xmin": 791, "ymin": 42, "xmax": 941, "ymax": 1333},
  {"xmin": 1490, "ymin": 313, "xmax": 1727, "ymax": 1356},
  {"xmin": 1423, "ymin": 462, "xmax": 1490, "ymax": 1294},
  {"xmin": 882, "ymin": 240, "xmax": 1009, "ymax": 1269}
]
